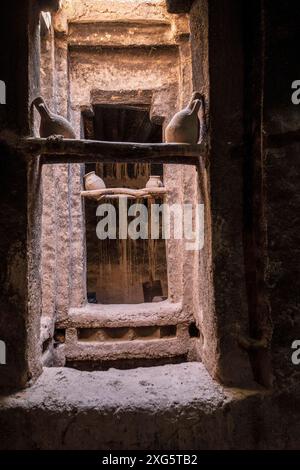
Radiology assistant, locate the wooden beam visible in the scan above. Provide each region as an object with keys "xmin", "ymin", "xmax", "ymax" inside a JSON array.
[
  {"xmin": 18, "ymin": 138, "xmax": 205, "ymax": 166},
  {"xmin": 166, "ymin": 0, "xmax": 195, "ymax": 14}
]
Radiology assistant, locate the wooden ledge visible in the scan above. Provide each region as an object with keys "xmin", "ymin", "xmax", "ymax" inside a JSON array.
[{"xmin": 18, "ymin": 138, "xmax": 206, "ymax": 166}]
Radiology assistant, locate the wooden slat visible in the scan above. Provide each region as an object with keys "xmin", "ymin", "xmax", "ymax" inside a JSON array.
[{"xmin": 266, "ymin": 130, "xmax": 300, "ymax": 148}]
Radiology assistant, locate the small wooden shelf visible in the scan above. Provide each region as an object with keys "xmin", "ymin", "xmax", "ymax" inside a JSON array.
[{"xmin": 18, "ymin": 138, "xmax": 206, "ymax": 166}]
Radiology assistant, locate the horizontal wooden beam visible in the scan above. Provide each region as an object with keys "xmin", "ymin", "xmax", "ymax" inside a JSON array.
[{"xmin": 18, "ymin": 138, "xmax": 205, "ymax": 166}]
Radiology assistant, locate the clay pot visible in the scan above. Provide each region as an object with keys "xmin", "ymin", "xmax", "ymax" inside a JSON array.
[
  {"xmin": 84, "ymin": 171, "xmax": 106, "ymax": 190},
  {"xmin": 165, "ymin": 92, "xmax": 202, "ymax": 144},
  {"xmin": 145, "ymin": 175, "xmax": 163, "ymax": 188}
]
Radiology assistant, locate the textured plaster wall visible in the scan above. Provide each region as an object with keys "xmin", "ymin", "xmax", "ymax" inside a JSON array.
[
  {"xmin": 189, "ymin": 0, "xmax": 256, "ymax": 387},
  {"xmin": 53, "ymin": 0, "xmax": 179, "ymax": 32}
]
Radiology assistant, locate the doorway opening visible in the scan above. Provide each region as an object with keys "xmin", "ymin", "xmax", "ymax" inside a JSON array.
[{"xmin": 83, "ymin": 104, "xmax": 168, "ymax": 304}]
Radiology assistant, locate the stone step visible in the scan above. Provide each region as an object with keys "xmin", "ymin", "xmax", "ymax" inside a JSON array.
[{"xmin": 63, "ymin": 323, "xmax": 190, "ymax": 363}]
